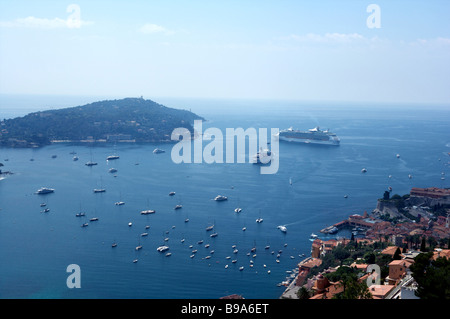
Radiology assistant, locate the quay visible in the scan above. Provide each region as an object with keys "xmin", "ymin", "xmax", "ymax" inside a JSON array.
[{"xmin": 320, "ymin": 212, "xmax": 376, "ymax": 234}]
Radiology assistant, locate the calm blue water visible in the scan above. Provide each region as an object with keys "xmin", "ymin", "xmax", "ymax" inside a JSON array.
[{"xmin": 0, "ymin": 95, "xmax": 449, "ymax": 299}]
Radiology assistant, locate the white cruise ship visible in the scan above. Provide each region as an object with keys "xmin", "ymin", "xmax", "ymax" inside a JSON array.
[{"xmin": 277, "ymin": 127, "xmax": 340, "ymax": 145}]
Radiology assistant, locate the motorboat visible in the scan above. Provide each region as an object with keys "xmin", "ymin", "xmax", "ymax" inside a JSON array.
[
  {"xmin": 140, "ymin": 209, "xmax": 155, "ymax": 215},
  {"xmin": 214, "ymin": 195, "xmax": 228, "ymax": 201},
  {"xmin": 277, "ymin": 225, "xmax": 287, "ymax": 233},
  {"xmin": 36, "ymin": 187, "xmax": 55, "ymax": 195},
  {"xmin": 156, "ymin": 245, "xmax": 169, "ymax": 252},
  {"xmin": 85, "ymin": 161, "xmax": 97, "ymax": 166}
]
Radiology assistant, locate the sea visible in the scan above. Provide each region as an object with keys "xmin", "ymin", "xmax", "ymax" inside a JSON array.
[{"xmin": 0, "ymin": 94, "xmax": 449, "ymax": 299}]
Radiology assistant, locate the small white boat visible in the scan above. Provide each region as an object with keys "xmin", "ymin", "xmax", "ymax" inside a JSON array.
[
  {"xmin": 140, "ymin": 209, "xmax": 155, "ymax": 215},
  {"xmin": 156, "ymin": 245, "xmax": 169, "ymax": 252},
  {"xmin": 361, "ymin": 168, "xmax": 367, "ymax": 173},
  {"xmin": 128, "ymin": 222, "xmax": 133, "ymax": 227},
  {"xmin": 93, "ymin": 189, "xmax": 106, "ymax": 193},
  {"xmin": 115, "ymin": 201, "xmax": 125, "ymax": 206},
  {"xmin": 85, "ymin": 161, "xmax": 97, "ymax": 166},
  {"xmin": 106, "ymin": 155, "xmax": 119, "ymax": 160},
  {"xmin": 140, "ymin": 232, "xmax": 148, "ymax": 237},
  {"xmin": 310, "ymin": 233, "xmax": 318, "ymax": 239},
  {"xmin": 234, "ymin": 207, "xmax": 242, "ymax": 213},
  {"xmin": 239, "ymin": 266, "xmax": 244, "ymax": 271},
  {"xmin": 90, "ymin": 217, "xmax": 99, "ymax": 221},
  {"xmin": 242, "ymin": 227, "xmax": 246, "ymax": 231},
  {"xmin": 135, "ymin": 245, "xmax": 142, "ymax": 251},
  {"xmin": 214, "ymin": 195, "xmax": 228, "ymax": 201},
  {"xmin": 169, "ymin": 191, "xmax": 176, "ymax": 196},
  {"xmin": 132, "ymin": 259, "xmax": 138, "ymax": 263},
  {"xmin": 256, "ymin": 218, "xmax": 263, "ymax": 223},
  {"xmin": 165, "ymin": 252, "xmax": 172, "ymax": 257},
  {"xmin": 36, "ymin": 187, "xmax": 55, "ymax": 195},
  {"xmin": 153, "ymin": 148, "xmax": 165, "ymax": 154},
  {"xmin": 277, "ymin": 225, "xmax": 287, "ymax": 233},
  {"xmin": 174, "ymin": 204, "xmax": 183, "ymax": 210}
]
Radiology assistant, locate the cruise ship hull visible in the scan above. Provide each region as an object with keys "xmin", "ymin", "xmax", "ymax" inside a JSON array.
[
  {"xmin": 278, "ymin": 136, "xmax": 339, "ymax": 145},
  {"xmin": 277, "ymin": 127, "xmax": 340, "ymax": 146}
]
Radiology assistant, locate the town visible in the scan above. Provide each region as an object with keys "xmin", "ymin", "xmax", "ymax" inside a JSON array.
[{"xmin": 280, "ymin": 187, "xmax": 450, "ymax": 299}]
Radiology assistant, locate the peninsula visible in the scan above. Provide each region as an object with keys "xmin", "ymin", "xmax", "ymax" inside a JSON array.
[{"xmin": 0, "ymin": 97, "xmax": 204, "ymax": 147}]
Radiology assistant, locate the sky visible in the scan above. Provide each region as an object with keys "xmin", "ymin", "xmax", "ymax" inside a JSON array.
[{"xmin": 0, "ymin": 0, "xmax": 449, "ymax": 104}]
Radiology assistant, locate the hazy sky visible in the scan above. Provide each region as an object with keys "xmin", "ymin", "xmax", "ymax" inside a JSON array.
[{"xmin": 0, "ymin": 0, "xmax": 449, "ymax": 104}]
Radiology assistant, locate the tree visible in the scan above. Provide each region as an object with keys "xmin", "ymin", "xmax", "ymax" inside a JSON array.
[
  {"xmin": 393, "ymin": 247, "xmax": 402, "ymax": 260},
  {"xmin": 297, "ymin": 287, "xmax": 312, "ymax": 299},
  {"xmin": 333, "ymin": 273, "xmax": 372, "ymax": 299},
  {"xmin": 420, "ymin": 237, "xmax": 427, "ymax": 252},
  {"xmin": 383, "ymin": 191, "xmax": 390, "ymax": 200},
  {"xmin": 410, "ymin": 253, "xmax": 450, "ymax": 299}
]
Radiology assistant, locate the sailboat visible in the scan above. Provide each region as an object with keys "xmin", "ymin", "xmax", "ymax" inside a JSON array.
[
  {"xmin": 135, "ymin": 236, "xmax": 143, "ymax": 251},
  {"xmin": 140, "ymin": 198, "xmax": 155, "ymax": 214},
  {"xmin": 256, "ymin": 210, "xmax": 263, "ymax": 223},
  {"xmin": 93, "ymin": 176, "xmax": 106, "ymax": 193},
  {"xmin": 210, "ymin": 223, "xmax": 218, "ymax": 238},
  {"xmin": 107, "ymin": 145, "xmax": 120, "ymax": 161},
  {"xmin": 85, "ymin": 149, "xmax": 97, "ymax": 166}
]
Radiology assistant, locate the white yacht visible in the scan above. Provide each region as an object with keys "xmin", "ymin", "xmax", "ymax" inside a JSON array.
[
  {"xmin": 156, "ymin": 245, "xmax": 169, "ymax": 252},
  {"xmin": 36, "ymin": 187, "xmax": 55, "ymax": 195},
  {"xmin": 277, "ymin": 225, "xmax": 287, "ymax": 233},
  {"xmin": 85, "ymin": 161, "xmax": 98, "ymax": 166},
  {"xmin": 140, "ymin": 209, "xmax": 156, "ymax": 215},
  {"xmin": 214, "ymin": 195, "xmax": 228, "ymax": 201}
]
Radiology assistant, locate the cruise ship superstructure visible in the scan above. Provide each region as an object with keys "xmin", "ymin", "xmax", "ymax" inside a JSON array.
[{"xmin": 277, "ymin": 127, "xmax": 340, "ymax": 146}]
